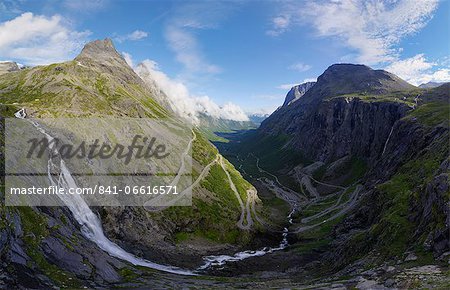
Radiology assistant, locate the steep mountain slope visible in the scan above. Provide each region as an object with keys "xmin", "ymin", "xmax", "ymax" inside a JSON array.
[
  {"xmin": 229, "ymin": 64, "xmax": 449, "ymax": 280},
  {"xmin": 282, "ymin": 81, "xmax": 316, "ymax": 107},
  {"xmin": 0, "ymin": 39, "xmax": 265, "ymax": 287},
  {"xmin": 260, "ymin": 64, "xmax": 419, "ymax": 162}
]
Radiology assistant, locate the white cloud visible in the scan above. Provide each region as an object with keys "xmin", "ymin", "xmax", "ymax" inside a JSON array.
[
  {"xmin": 302, "ymin": 78, "xmax": 317, "ymax": 83},
  {"xmin": 385, "ymin": 54, "xmax": 450, "ymax": 86},
  {"xmin": 289, "ymin": 62, "xmax": 311, "ymax": 72},
  {"xmin": 246, "ymin": 106, "xmax": 278, "ymax": 116},
  {"xmin": 196, "ymin": 96, "xmax": 249, "ymax": 121},
  {"xmin": 277, "ymin": 83, "xmax": 298, "ymax": 90},
  {"xmin": 266, "ymin": 15, "xmax": 291, "ymax": 36},
  {"xmin": 163, "ymin": 1, "xmax": 234, "ymax": 75},
  {"xmin": 116, "ymin": 30, "xmax": 148, "ymax": 43},
  {"xmin": 128, "ymin": 30, "xmax": 148, "ymax": 40},
  {"xmin": 122, "ymin": 52, "xmax": 134, "ymax": 68},
  {"xmin": 134, "ymin": 59, "xmax": 248, "ymax": 123},
  {"xmin": 165, "ymin": 25, "xmax": 220, "ymax": 74},
  {"xmin": 277, "ymin": 78, "xmax": 317, "ymax": 90},
  {"xmin": 0, "ymin": 12, "xmax": 90, "ymax": 65},
  {"xmin": 268, "ymin": 0, "xmax": 439, "ymax": 64}
]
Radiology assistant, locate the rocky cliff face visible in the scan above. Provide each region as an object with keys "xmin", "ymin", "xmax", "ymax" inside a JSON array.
[
  {"xmin": 260, "ymin": 64, "xmax": 418, "ymax": 164},
  {"xmin": 0, "ymin": 62, "xmax": 19, "ymax": 75},
  {"xmin": 278, "ymin": 97, "xmax": 408, "ymax": 164},
  {"xmin": 282, "ymin": 81, "xmax": 316, "ymax": 107},
  {"xmin": 248, "ymin": 64, "xmax": 449, "ymax": 271}
]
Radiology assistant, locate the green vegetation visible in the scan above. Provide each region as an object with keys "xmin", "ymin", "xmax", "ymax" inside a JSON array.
[
  {"xmin": 331, "ymin": 90, "xmax": 422, "ymax": 107},
  {"xmin": 118, "ymin": 267, "xmax": 140, "ymax": 283},
  {"xmin": 312, "ymin": 165, "xmax": 327, "ymax": 181},
  {"xmin": 223, "ymin": 158, "xmax": 251, "ymax": 200},
  {"xmin": 162, "ymin": 162, "xmax": 252, "ymax": 244},
  {"xmin": 192, "ymin": 129, "xmax": 218, "ymax": 166},
  {"xmin": 200, "ymin": 163, "xmax": 240, "ymax": 210},
  {"xmin": 344, "ymin": 157, "xmax": 367, "ymax": 185},
  {"xmin": 369, "ymin": 134, "xmax": 448, "ymax": 258},
  {"xmin": 254, "ymin": 185, "xmax": 290, "ymax": 228},
  {"xmin": 0, "ymin": 60, "xmax": 170, "ymax": 118},
  {"xmin": 294, "ymin": 215, "xmax": 345, "ymax": 254},
  {"xmin": 407, "ymin": 102, "xmax": 450, "ymax": 127},
  {"xmin": 240, "ymin": 133, "xmax": 311, "ymax": 173},
  {"xmin": 17, "ymin": 207, "xmax": 82, "ymax": 288},
  {"xmin": 296, "ymin": 194, "xmax": 340, "ymax": 221},
  {"xmin": 331, "ymin": 157, "xmax": 367, "ymax": 186},
  {"xmin": 199, "ymin": 127, "xmax": 229, "ymax": 142}
]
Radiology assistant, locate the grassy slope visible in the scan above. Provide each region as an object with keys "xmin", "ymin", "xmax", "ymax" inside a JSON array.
[
  {"xmin": 0, "ymin": 56, "xmax": 258, "ymax": 286},
  {"xmin": 0, "ymin": 61, "xmax": 170, "ymax": 118}
]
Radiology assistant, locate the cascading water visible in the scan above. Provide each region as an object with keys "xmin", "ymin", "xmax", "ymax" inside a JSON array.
[
  {"xmin": 17, "ymin": 113, "xmax": 298, "ymax": 275},
  {"xmin": 198, "ymin": 208, "xmax": 296, "ymax": 270},
  {"xmin": 27, "ymin": 118, "xmax": 195, "ymax": 276}
]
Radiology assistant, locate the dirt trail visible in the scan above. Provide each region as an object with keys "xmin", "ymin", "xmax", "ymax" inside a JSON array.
[
  {"xmin": 146, "ymin": 138, "xmax": 263, "ymax": 231},
  {"xmin": 308, "ymin": 175, "xmax": 346, "ymax": 190},
  {"xmin": 294, "ymin": 185, "xmax": 362, "ymax": 233},
  {"xmin": 300, "ymin": 175, "xmax": 320, "ymax": 199},
  {"xmin": 243, "ymin": 153, "xmax": 366, "ymax": 236},
  {"xmin": 300, "ymin": 192, "xmax": 345, "ymax": 223},
  {"xmin": 145, "ymin": 130, "xmax": 220, "ymax": 209},
  {"xmin": 219, "ymin": 156, "xmax": 253, "ymax": 230},
  {"xmin": 247, "ymin": 188, "xmax": 267, "ymax": 227},
  {"xmin": 259, "ymin": 178, "xmax": 303, "ymax": 208},
  {"xmin": 250, "ymin": 154, "xmax": 307, "ymax": 200}
]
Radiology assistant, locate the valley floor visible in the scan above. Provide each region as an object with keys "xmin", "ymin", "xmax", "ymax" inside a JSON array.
[{"xmin": 191, "ymin": 130, "xmax": 450, "ymax": 289}]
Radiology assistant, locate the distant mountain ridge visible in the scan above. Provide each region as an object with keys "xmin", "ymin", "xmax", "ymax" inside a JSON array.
[
  {"xmin": 248, "ymin": 113, "xmax": 270, "ymax": 126},
  {"xmin": 419, "ymin": 81, "xmax": 445, "ymax": 88}
]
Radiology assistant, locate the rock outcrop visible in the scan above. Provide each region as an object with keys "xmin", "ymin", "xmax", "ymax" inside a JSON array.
[
  {"xmin": 0, "ymin": 61, "xmax": 19, "ymax": 75},
  {"xmin": 282, "ymin": 82, "xmax": 316, "ymax": 107}
]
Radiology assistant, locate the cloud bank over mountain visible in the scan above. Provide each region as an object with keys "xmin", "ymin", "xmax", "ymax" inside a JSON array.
[{"xmin": 134, "ymin": 59, "xmax": 249, "ymax": 123}]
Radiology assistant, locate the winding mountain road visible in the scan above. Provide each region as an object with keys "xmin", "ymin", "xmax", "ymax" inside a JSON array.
[
  {"xmin": 219, "ymin": 155, "xmax": 252, "ymax": 230},
  {"xmin": 250, "ymin": 153, "xmax": 308, "ymax": 200},
  {"xmin": 294, "ymin": 185, "xmax": 362, "ymax": 233}
]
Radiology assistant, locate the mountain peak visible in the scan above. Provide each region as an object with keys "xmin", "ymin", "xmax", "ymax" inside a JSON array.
[
  {"xmin": 0, "ymin": 61, "xmax": 20, "ymax": 75},
  {"xmin": 308, "ymin": 63, "xmax": 415, "ymax": 99},
  {"xmin": 75, "ymin": 38, "xmax": 126, "ymax": 65}
]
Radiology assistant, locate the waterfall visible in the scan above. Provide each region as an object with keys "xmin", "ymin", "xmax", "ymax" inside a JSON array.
[
  {"xmin": 198, "ymin": 208, "xmax": 296, "ymax": 270},
  {"xmin": 17, "ymin": 113, "xmax": 296, "ymax": 275},
  {"xmin": 27, "ymin": 119, "xmax": 195, "ymax": 276},
  {"xmin": 382, "ymin": 124, "xmax": 395, "ymax": 156}
]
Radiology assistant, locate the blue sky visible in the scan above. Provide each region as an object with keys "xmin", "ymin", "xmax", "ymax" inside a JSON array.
[{"xmin": 0, "ymin": 0, "xmax": 449, "ymax": 117}]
